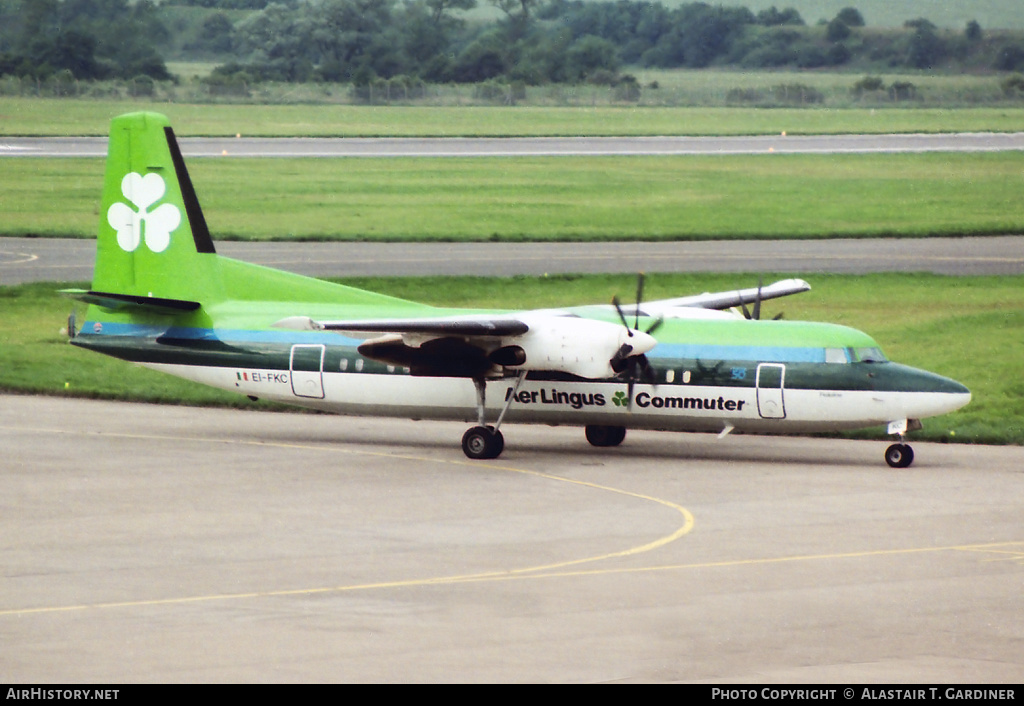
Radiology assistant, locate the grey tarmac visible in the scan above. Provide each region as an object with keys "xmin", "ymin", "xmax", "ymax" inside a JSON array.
[
  {"xmin": 3, "ymin": 132, "xmax": 1024, "ymax": 158},
  {"xmin": 1, "ymin": 395, "xmax": 1021, "ymax": 682},
  {"xmin": 3, "ymin": 235, "xmax": 1023, "ymax": 285}
]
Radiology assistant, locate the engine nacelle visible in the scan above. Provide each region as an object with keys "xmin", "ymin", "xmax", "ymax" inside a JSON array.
[
  {"xmin": 499, "ymin": 315, "xmax": 656, "ymax": 379},
  {"xmin": 489, "ymin": 345, "xmax": 528, "ymax": 367}
]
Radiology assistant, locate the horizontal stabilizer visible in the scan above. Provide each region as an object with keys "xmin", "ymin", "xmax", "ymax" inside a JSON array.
[{"xmin": 61, "ymin": 289, "xmax": 201, "ymax": 313}]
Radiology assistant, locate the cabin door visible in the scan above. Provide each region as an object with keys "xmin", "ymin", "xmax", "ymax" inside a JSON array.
[
  {"xmin": 756, "ymin": 363, "xmax": 786, "ymax": 419},
  {"xmin": 290, "ymin": 344, "xmax": 326, "ymax": 399}
]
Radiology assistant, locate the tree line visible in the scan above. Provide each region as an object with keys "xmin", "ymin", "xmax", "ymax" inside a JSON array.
[
  {"xmin": 0, "ymin": 0, "xmax": 172, "ymax": 80},
  {"xmin": 3, "ymin": 0, "xmax": 1024, "ymax": 86}
]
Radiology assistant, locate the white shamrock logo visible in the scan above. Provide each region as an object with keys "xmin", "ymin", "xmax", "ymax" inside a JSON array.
[{"xmin": 107, "ymin": 172, "xmax": 181, "ymax": 253}]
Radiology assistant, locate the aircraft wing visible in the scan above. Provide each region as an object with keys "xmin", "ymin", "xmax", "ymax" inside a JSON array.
[
  {"xmin": 273, "ymin": 315, "xmax": 529, "ymax": 337},
  {"xmin": 273, "ymin": 311, "xmax": 654, "ymax": 380},
  {"xmin": 608, "ymin": 278, "xmax": 811, "ymax": 319}
]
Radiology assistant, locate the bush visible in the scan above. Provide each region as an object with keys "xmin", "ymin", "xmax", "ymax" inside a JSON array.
[
  {"xmin": 613, "ymin": 74, "xmax": 641, "ymax": 102},
  {"xmin": 835, "ymin": 7, "xmax": 865, "ymax": 27},
  {"xmin": 452, "ymin": 43, "xmax": 505, "ymax": 83},
  {"xmin": 757, "ymin": 7, "xmax": 804, "ymax": 26},
  {"xmin": 904, "ymin": 19, "xmax": 946, "ymax": 69},
  {"xmin": 1000, "ymin": 74, "xmax": 1024, "ymax": 97},
  {"xmin": 965, "ymin": 20, "xmax": 983, "ymax": 42},
  {"xmin": 826, "ymin": 18, "xmax": 851, "ymax": 42},
  {"xmin": 995, "ymin": 44, "xmax": 1024, "ymax": 72},
  {"xmin": 770, "ymin": 83, "xmax": 823, "ymax": 104},
  {"xmin": 129, "ymin": 75, "xmax": 156, "ymax": 97},
  {"xmin": 201, "ymin": 68, "xmax": 252, "ymax": 97},
  {"xmin": 565, "ymin": 35, "xmax": 620, "ymax": 82},
  {"xmin": 726, "ymin": 87, "xmax": 765, "ymax": 104},
  {"xmin": 740, "ymin": 46, "xmax": 793, "ymax": 68},
  {"xmin": 586, "ymin": 69, "xmax": 619, "ymax": 86},
  {"xmin": 49, "ymin": 69, "xmax": 79, "ymax": 97},
  {"xmin": 852, "ymin": 75, "xmax": 885, "ymax": 97},
  {"xmin": 889, "ymin": 81, "xmax": 917, "ymax": 101},
  {"xmin": 473, "ymin": 81, "xmax": 525, "ymax": 104},
  {"xmin": 795, "ymin": 46, "xmax": 827, "ymax": 68},
  {"xmin": 385, "ymin": 75, "xmax": 427, "ymax": 101},
  {"xmin": 826, "ymin": 42, "xmax": 851, "ymax": 66}
]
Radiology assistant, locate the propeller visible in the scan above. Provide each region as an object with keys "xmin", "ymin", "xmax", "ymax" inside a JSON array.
[
  {"xmin": 610, "ymin": 274, "xmax": 662, "ymax": 407},
  {"xmin": 739, "ymin": 277, "xmax": 784, "ymax": 321},
  {"xmin": 66, "ymin": 306, "xmax": 79, "ymax": 340}
]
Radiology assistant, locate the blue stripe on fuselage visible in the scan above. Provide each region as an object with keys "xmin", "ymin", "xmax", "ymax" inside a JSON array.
[
  {"xmin": 81, "ymin": 321, "xmax": 356, "ymax": 345},
  {"xmin": 649, "ymin": 343, "xmax": 826, "ymax": 363},
  {"xmin": 83, "ymin": 322, "xmax": 829, "ymax": 363}
]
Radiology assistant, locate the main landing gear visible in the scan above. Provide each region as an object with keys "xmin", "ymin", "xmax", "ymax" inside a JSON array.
[
  {"xmin": 461, "ymin": 373, "xmax": 524, "ymax": 460},
  {"xmin": 460, "ymin": 374, "xmax": 632, "ymax": 459},
  {"xmin": 462, "ymin": 425, "xmax": 504, "ymax": 460},
  {"xmin": 585, "ymin": 424, "xmax": 627, "ymax": 447}
]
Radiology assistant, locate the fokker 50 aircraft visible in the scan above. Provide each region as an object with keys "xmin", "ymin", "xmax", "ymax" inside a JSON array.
[{"xmin": 64, "ymin": 112, "xmax": 970, "ymax": 467}]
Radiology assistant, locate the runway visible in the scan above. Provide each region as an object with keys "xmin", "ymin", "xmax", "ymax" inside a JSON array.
[
  {"xmin": 3, "ymin": 235, "xmax": 1024, "ymax": 285},
  {"xmin": 4, "ymin": 132, "xmax": 1024, "ymax": 158},
  {"xmin": 2, "ymin": 395, "xmax": 1022, "ymax": 682}
]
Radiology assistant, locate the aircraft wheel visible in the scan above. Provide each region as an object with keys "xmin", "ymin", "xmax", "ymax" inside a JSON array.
[
  {"xmin": 585, "ymin": 424, "xmax": 627, "ymax": 447},
  {"xmin": 462, "ymin": 426, "xmax": 504, "ymax": 460},
  {"xmin": 884, "ymin": 443, "xmax": 914, "ymax": 468}
]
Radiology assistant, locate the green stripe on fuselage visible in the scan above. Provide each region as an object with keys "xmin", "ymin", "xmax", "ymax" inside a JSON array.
[{"xmin": 71, "ymin": 313, "xmax": 929, "ymax": 394}]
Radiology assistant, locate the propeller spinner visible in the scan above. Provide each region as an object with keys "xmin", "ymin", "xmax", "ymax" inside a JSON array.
[{"xmin": 611, "ymin": 274, "xmax": 663, "ymax": 407}]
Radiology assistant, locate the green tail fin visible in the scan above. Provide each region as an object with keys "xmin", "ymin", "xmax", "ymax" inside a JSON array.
[
  {"xmin": 92, "ymin": 111, "xmax": 222, "ymax": 304},
  {"xmin": 80, "ymin": 111, "xmax": 428, "ymax": 316}
]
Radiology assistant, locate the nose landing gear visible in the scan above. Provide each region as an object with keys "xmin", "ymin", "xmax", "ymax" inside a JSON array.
[
  {"xmin": 884, "ymin": 418, "xmax": 921, "ymax": 468},
  {"xmin": 884, "ymin": 442, "xmax": 915, "ymax": 468}
]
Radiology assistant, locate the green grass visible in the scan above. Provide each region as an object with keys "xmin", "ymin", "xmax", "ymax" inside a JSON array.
[
  {"xmin": 0, "ymin": 282, "xmax": 266, "ymax": 408},
  {"xmin": 4, "ymin": 152, "xmax": 1023, "ymax": 241},
  {"xmin": 3, "ymin": 97, "xmax": 1024, "ymax": 136},
  {"xmin": 3, "ymin": 273, "xmax": 1021, "ymax": 444}
]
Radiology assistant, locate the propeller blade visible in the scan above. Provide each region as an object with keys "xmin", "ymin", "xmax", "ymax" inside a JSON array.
[
  {"xmin": 611, "ymin": 275, "xmax": 661, "ymax": 406},
  {"xmin": 611, "ymin": 295, "xmax": 632, "ymax": 333},
  {"xmin": 610, "ymin": 342, "xmax": 634, "ymax": 373},
  {"xmin": 639, "ymin": 356, "xmax": 657, "ymax": 385},
  {"xmin": 753, "ymin": 276, "xmax": 763, "ymax": 321},
  {"xmin": 634, "ymin": 273, "xmax": 645, "ymax": 330}
]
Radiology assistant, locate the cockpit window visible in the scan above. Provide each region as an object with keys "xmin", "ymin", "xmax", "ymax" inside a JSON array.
[
  {"xmin": 850, "ymin": 347, "xmax": 888, "ymax": 363},
  {"xmin": 825, "ymin": 347, "xmax": 850, "ymax": 364}
]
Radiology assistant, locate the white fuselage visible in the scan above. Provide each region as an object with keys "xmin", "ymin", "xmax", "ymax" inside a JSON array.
[{"xmin": 149, "ymin": 362, "xmax": 971, "ymax": 435}]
